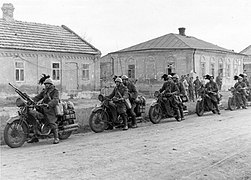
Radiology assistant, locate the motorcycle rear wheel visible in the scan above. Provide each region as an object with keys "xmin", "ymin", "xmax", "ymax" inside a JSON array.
[
  {"xmin": 149, "ymin": 104, "xmax": 162, "ymax": 124},
  {"xmin": 228, "ymin": 97, "xmax": 236, "ymax": 111},
  {"xmin": 196, "ymin": 100, "xmax": 204, "ymax": 116},
  {"xmin": 4, "ymin": 120, "xmax": 28, "ymax": 148},
  {"xmin": 89, "ymin": 109, "xmax": 108, "ymax": 133},
  {"xmin": 59, "ymin": 120, "xmax": 74, "ymax": 140}
]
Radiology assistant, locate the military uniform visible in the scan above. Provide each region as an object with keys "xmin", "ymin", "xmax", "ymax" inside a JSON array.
[
  {"xmin": 234, "ymin": 81, "xmax": 247, "ymax": 108},
  {"xmin": 159, "ymin": 79, "xmax": 180, "ymax": 120},
  {"xmin": 205, "ymin": 80, "xmax": 220, "ymax": 113},
  {"xmin": 107, "ymin": 82, "xmax": 129, "ymax": 129}
]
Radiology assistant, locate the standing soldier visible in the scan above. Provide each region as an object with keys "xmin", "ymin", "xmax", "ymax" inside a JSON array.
[
  {"xmin": 193, "ymin": 76, "xmax": 201, "ymax": 99},
  {"xmin": 188, "ymin": 76, "xmax": 195, "ymax": 102},
  {"xmin": 216, "ymin": 73, "xmax": 223, "ymax": 91},
  {"xmin": 159, "ymin": 75, "xmax": 181, "ymax": 121},
  {"xmin": 121, "ymin": 75, "xmax": 138, "ymax": 128},
  {"xmin": 107, "ymin": 77, "xmax": 130, "ymax": 130},
  {"xmin": 172, "ymin": 74, "xmax": 185, "ymax": 120}
]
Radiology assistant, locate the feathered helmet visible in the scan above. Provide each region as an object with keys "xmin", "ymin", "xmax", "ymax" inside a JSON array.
[
  {"xmin": 38, "ymin": 74, "xmax": 50, "ymax": 85},
  {"xmin": 161, "ymin": 74, "xmax": 168, "ymax": 81},
  {"xmin": 204, "ymin": 74, "xmax": 212, "ymax": 80},
  {"xmin": 239, "ymin": 74, "xmax": 244, "ymax": 78},
  {"xmin": 234, "ymin": 75, "xmax": 239, "ymax": 80}
]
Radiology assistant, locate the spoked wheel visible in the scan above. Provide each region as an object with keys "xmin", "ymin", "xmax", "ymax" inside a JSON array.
[
  {"xmin": 4, "ymin": 120, "xmax": 28, "ymax": 148},
  {"xmin": 89, "ymin": 109, "xmax": 108, "ymax": 133},
  {"xmin": 196, "ymin": 100, "xmax": 204, "ymax": 116},
  {"xmin": 149, "ymin": 104, "xmax": 163, "ymax": 124},
  {"xmin": 228, "ymin": 97, "xmax": 237, "ymax": 111},
  {"xmin": 59, "ymin": 120, "xmax": 74, "ymax": 140}
]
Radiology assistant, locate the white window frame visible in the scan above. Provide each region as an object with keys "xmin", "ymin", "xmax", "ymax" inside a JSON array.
[
  {"xmin": 52, "ymin": 62, "xmax": 60, "ymax": 81},
  {"xmin": 82, "ymin": 64, "xmax": 90, "ymax": 80},
  {"xmin": 15, "ymin": 61, "xmax": 25, "ymax": 82}
]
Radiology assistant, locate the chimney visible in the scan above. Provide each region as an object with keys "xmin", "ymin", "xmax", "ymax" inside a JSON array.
[
  {"xmin": 178, "ymin": 27, "xmax": 186, "ymax": 36},
  {"xmin": 1, "ymin": 3, "xmax": 15, "ymax": 21}
]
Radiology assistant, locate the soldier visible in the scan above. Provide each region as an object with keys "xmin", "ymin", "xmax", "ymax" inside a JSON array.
[
  {"xmin": 28, "ymin": 78, "xmax": 60, "ymax": 144},
  {"xmin": 121, "ymin": 75, "xmax": 138, "ymax": 128},
  {"xmin": 188, "ymin": 76, "xmax": 195, "ymax": 102},
  {"xmin": 159, "ymin": 74, "xmax": 181, "ymax": 121},
  {"xmin": 216, "ymin": 73, "xmax": 223, "ymax": 91},
  {"xmin": 234, "ymin": 76, "xmax": 247, "ymax": 109},
  {"xmin": 193, "ymin": 76, "xmax": 201, "ymax": 99},
  {"xmin": 107, "ymin": 77, "xmax": 129, "ymax": 130},
  {"xmin": 205, "ymin": 75, "xmax": 221, "ymax": 115},
  {"xmin": 172, "ymin": 74, "xmax": 185, "ymax": 120}
]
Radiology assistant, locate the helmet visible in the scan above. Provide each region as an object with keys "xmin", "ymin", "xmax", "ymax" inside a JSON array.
[
  {"xmin": 44, "ymin": 78, "xmax": 53, "ymax": 85},
  {"xmin": 121, "ymin": 75, "xmax": 128, "ymax": 80},
  {"xmin": 172, "ymin": 74, "xmax": 179, "ymax": 79},
  {"xmin": 243, "ymin": 73, "xmax": 247, "ymax": 77},
  {"xmin": 115, "ymin": 77, "xmax": 122, "ymax": 83}
]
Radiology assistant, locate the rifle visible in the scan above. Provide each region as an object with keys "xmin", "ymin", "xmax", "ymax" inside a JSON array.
[{"xmin": 9, "ymin": 83, "xmax": 35, "ymax": 105}]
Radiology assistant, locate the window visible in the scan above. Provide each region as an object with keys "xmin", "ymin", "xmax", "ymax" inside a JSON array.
[
  {"xmin": 52, "ymin": 63, "xmax": 60, "ymax": 80},
  {"xmin": 166, "ymin": 63, "xmax": 175, "ymax": 75},
  {"xmin": 211, "ymin": 63, "xmax": 215, "ymax": 77},
  {"xmin": 15, "ymin": 62, "xmax": 24, "ymax": 81},
  {"xmin": 234, "ymin": 59, "xmax": 238, "ymax": 75},
  {"xmin": 128, "ymin": 64, "xmax": 135, "ymax": 79},
  {"xmin": 82, "ymin": 64, "xmax": 89, "ymax": 79},
  {"xmin": 226, "ymin": 64, "xmax": 230, "ymax": 78},
  {"xmin": 201, "ymin": 62, "xmax": 206, "ymax": 77},
  {"xmin": 218, "ymin": 60, "xmax": 223, "ymax": 76}
]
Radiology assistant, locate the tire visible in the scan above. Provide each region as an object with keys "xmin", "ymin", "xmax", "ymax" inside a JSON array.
[
  {"xmin": 4, "ymin": 120, "xmax": 28, "ymax": 148},
  {"xmin": 196, "ymin": 100, "xmax": 204, "ymax": 116},
  {"xmin": 89, "ymin": 109, "xmax": 108, "ymax": 133},
  {"xmin": 149, "ymin": 104, "xmax": 162, "ymax": 124},
  {"xmin": 228, "ymin": 97, "xmax": 236, "ymax": 111},
  {"xmin": 59, "ymin": 120, "xmax": 74, "ymax": 140}
]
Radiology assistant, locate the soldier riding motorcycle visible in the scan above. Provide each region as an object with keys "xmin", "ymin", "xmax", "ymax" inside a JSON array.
[
  {"xmin": 4, "ymin": 83, "xmax": 79, "ymax": 148},
  {"xmin": 196, "ymin": 75, "xmax": 222, "ymax": 116},
  {"xmin": 89, "ymin": 93, "xmax": 146, "ymax": 133},
  {"xmin": 149, "ymin": 74, "xmax": 181, "ymax": 123}
]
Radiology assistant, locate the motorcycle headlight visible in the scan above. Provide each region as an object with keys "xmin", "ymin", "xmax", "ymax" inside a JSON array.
[
  {"xmin": 16, "ymin": 97, "xmax": 25, "ymax": 107},
  {"xmin": 98, "ymin": 94, "xmax": 104, "ymax": 102}
]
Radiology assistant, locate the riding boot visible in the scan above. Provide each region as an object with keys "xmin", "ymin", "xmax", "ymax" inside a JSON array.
[
  {"xmin": 52, "ymin": 128, "xmax": 59, "ymax": 144},
  {"xmin": 175, "ymin": 109, "xmax": 181, "ymax": 122},
  {"xmin": 131, "ymin": 115, "xmax": 137, "ymax": 128},
  {"xmin": 180, "ymin": 108, "xmax": 185, "ymax": 120},
  {"xmin": 121, "ymin": 114, "xmax": 128, "ymax": 130},
  {"xmin": 27, "ymin": 135, "xmax": 39, "ymax": 143}
]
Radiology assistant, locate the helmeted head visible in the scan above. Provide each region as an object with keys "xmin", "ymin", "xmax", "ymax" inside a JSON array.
[
  {"xmin": 121, "ymin": 75, "xmax": 128, "ymax": 80},
  {"xmin": 43, "ymin": 78, "xmax": 53, "ymax": 88},
  {"xmin": 172, "ymin": 74, "xmax": 179, "ymax": 79},
  {"xmin": 243, "ymin": 73, "xmax": 247, "ymax": 79},
  {"xmin": 238, "ymin": 76, "xmax": 243, "ymax": 82},
  {"xmin": 115, "ymin": 77, "xmax": 122, "ymax": 86}
]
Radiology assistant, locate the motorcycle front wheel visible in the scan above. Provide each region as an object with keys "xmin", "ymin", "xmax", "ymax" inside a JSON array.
[
  {"xmin": 196, "ymin": 100, "xmax": 204, "ymax": 116},
  {"xmin": 149, "ymin": 104, "xmax": 162, "ymax": 124},
  {"xmin": 228, "ymin": 97, "xmax": 236, "ymax": 111},
  {"xmin": 4, "ymin": 120, "xmax": 28, "ymax": 148},
  {"xmin": 89, "ymin": 109, "xmax": 108, "ymax": 133}
]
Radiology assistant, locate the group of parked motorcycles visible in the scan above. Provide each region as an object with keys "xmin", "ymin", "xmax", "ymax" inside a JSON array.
[{"xmin": 4, "ymin": 81, "xmax": 250, "ymax": 148}]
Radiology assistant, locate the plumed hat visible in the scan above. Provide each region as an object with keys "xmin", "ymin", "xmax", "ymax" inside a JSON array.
[
  {"xmin": 234, "ymin": 75, "xmax": 239, "ymax": 80},
  {"xmin": 38, "ymin": 74, "xmax": 50, "ymax": 85}
]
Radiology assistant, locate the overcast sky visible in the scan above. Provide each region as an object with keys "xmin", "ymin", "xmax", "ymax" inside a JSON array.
[{"xmin": 2, "ymin": 0, "xmax": 251, "ymax": 56}]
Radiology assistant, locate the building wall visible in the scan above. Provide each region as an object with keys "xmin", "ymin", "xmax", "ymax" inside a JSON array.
[
  {"xmin": 101, "ymin": 49, "xmax": 245, "ymax": 92},
  {"xmin": 0, "ymin": 49, "xmax": 100, "ymax": 97}
]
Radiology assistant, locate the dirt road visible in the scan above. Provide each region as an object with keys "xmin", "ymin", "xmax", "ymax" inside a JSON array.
[{"xmin": 1, "ymin": 109, "xmax": 251, "ymax": 180}]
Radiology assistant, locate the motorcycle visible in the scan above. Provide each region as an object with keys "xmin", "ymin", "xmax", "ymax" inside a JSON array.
[
  {"xmin": 4, "ymin": 83, "xmax": 79, "ymax": 148},
  {"xmin": 228, "ymin": 87, "xmax": 238, "ymax": 111},
  {"xmin": 89, "ymin": 94, "xmax": 146, "ymax": 133},
  {"xmin": 196, "ymin": 88, "xmax": 222, "ymax": 116},
  {"xmin": 148, "ymin": 91, "xmax": 187, "ymax": 124}
]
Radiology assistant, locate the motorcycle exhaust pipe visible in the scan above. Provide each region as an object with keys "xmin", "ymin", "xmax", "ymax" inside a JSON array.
[
  {"xmin": 62, "ymin": 127, "xmax": 79, "ymax": 132},
  {"xmin": 63, "ymin": 124, "xmax": 79, "ymax": 130}
]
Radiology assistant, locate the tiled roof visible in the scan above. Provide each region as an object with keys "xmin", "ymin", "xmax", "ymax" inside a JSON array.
[
  {"xmin": 0, "ymin": 19, "xmax": 100, "ymax": 54},
  {"xmin": 240, "ymin": 45, "xmax": 251, "ymax": 55},
  {"xmin": 114, "ymin": 33, "xmax": 232, "ymax": 53}
]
